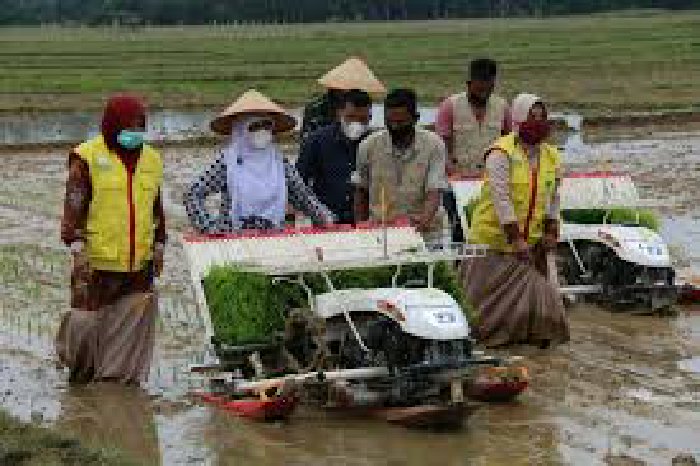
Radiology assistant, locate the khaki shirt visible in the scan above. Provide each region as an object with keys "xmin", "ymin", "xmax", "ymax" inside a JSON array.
[{"xmin": 356, "ymin": 128, "xmax": 448, "ymax": 233}]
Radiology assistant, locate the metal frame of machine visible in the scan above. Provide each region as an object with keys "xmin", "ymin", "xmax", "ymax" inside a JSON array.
[{"xmin": 181, "ymin": 222, "xmax": 528, "ymax": 427}]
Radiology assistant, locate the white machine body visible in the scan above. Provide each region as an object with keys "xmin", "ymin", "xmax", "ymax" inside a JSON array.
[
  {"xmin": 314, "ymin": 288, "xmax": 470, "ymax": 341},
  {"xmin": 561, "ymin": 223, "xmax": 672, "ymax": 269}
]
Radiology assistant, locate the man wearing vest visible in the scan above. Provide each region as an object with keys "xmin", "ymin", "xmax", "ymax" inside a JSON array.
[
  {"xmin": 354, "ymin": 88, "xmax": 448, "ymax": 242},
  {"xmin": 436, "ymin": 58, "xmax": 511, "ymax": 242},
  {"xmin": 459, "ymin": 93, "xmax": 569, "ymax": 349},
  {"xmin": 57, "ymin": 95, "xmax": 165, "ymax": 385}
]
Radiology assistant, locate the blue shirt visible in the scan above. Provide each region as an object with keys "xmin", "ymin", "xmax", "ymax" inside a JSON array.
[{"xmin": 296, "ymin": 123, "xmax": 363, "ymax": 224}]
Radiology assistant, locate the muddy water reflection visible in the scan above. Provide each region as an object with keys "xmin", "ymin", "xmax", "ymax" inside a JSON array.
[
  {"xmin": 190, "ymin": 403, "xmax": 561, "ymax": 466},
  {"xmin": 0, "ymin": 131, "xmax": 699, "ymax": 465},
  {"xmin": 58, "ymin": 385, "xmax": 162, "ymax": 464}
]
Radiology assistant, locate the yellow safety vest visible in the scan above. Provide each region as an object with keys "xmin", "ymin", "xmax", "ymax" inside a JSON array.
[
  {"xmin": 469, "ymin": 133, "xmax": 560, "ymax": 252},
  {"xmin": 75, "ymin": 135, "xmax": 163, "ymax": 272}
]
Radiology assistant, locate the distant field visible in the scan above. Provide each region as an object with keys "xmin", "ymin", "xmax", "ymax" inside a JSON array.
[{"xmin": 0, "ymin": 12, "xmax": 698, "ymax": 115}]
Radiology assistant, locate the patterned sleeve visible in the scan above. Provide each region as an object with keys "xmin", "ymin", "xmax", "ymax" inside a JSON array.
[
  {"xmin": 183, "ymin": 152, "xmax": 232, "ymax": 233},
  {"xmin": 284, "ymin": 161, "xmax": 336, "ymax": 225},
  {"xmin": 61, "ymin": 152, "xmax": 92, "ymax": 246}
]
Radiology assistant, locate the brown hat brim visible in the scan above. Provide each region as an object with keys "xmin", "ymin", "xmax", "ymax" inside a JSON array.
[
  {"xmin": 210, "ymin": 111, "xmax": 296, "ymax": 136},
  {"xmin": 210, "ymin": 89, "xmax": 297, "ymax": 136},
  {"xmin": 318, "ymin": 57, "xmax": 386, "ymax": 95}
]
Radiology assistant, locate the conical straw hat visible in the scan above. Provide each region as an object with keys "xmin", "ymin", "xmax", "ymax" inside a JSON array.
[
  {"xmin": 210, "ymin": 89, "xmax": 297, "ymax": 135},
  {"xmin": 317, "ymin": 57, "xmax": 386, "ymax": 95}
]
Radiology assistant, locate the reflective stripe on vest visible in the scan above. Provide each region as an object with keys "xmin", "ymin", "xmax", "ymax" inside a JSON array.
[
  {"xmin": 469, "ymin": 133, "xmax": 560, "ymax": 252},
  {"xmin": 451, "ymin": 93, "xmax": 507, "ymax": 172},
  {"xmin": 75, "ymin": 135, "xmax": 163, "ymax": 272}
]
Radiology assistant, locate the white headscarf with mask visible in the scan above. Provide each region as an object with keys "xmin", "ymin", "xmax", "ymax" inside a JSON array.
[
  {"xmin": 224, "ymin": 116, "xmax": 287, "ymax": 229},
  {"xmin": 511, "ymin": 93, "xmax": 542, "ymax": 129}
]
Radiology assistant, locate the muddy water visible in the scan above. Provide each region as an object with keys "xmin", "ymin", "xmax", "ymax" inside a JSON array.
[{"xmin": 0, "ymin": 132, "xmax": 699, "ymax": 465}]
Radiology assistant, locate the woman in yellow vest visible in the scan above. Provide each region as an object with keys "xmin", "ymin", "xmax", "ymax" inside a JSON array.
[
  {"xmin": 57, "ymin": 94, "xmax": 164, "ymax": 384},
  {"xmin": 461, "ymin": 93, "xmax": 569, "ymax": 348}
]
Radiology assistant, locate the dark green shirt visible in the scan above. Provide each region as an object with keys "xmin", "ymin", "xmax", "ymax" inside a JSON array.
[{"xmin": 301, "ymin": 94, "xmax": 336, "ymax": 141}]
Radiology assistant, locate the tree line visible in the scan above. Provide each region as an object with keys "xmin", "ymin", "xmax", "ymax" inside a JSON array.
[{"xmin": 0, "ymin": 0, "xmax": 697, "ymax": 26}]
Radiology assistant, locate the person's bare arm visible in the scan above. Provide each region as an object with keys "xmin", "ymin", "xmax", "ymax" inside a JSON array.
[
  {"xmin": 354, "ymin": 187, "xmax": 370, "ymax": 222},
  {"xmin": 412, "ymin": 190, "xmax": 441, "ymax": 232},
  {"xmin": 443, "ymin": 136, "xmax": 457, "ymax": 177},
  {"xmin": 413, "ymin": 137, "xmax": 448, "ymax": 231}
]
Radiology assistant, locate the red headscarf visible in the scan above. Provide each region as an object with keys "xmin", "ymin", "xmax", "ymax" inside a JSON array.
[{"xmin": 101, "ymin": 94, "xmax": 147, "ymax": 166}]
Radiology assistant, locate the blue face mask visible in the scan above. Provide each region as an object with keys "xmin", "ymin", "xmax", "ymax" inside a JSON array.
[{"xmin": 117, "ymin": 130, "xmax": 146, "ymax": 150}]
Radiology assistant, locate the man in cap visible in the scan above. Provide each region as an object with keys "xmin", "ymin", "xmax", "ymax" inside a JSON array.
[
  {"xmin": 436, "ymin": 58, "xmax": 511, "ymax": 242},
  {"xmin": 354, "ymin": 88, "xmax": 448, "ymax": 241},
  {"xmin": 297, "ymin": 89, "xmax": 372, "ymax": 225},
  {"xmin": 301, "ymin": 57, "xmax": 385, "ymax": 141}
]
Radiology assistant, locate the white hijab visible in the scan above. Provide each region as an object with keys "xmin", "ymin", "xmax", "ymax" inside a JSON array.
[
  {"xmin": 224, "ymin": 116, "xmax": 287, "ymax": 229},
  {"xmin": 511, "ymin": 93, "xmax": 542, "ymax": 129}
]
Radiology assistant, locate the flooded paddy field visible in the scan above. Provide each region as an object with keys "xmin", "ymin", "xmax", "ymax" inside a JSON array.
[
  {"xmin": 1, "ymin": 14, "xmax": 699, "ymax": 115},
  {"xmin": 0, "ymin": 130, "xmax": 699, "ymax": 465}
]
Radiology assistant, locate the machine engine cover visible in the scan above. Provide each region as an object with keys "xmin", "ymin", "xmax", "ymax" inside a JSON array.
[
  {"xmin": 561, "ymin": 224, "xmax": 672, "ymax": 268},
  {"xmin": 314, "ymin": 288, "xmax": 470, "ymax": 341}
]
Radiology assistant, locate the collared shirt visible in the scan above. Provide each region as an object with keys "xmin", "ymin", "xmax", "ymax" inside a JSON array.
[
  {"xmin": 296, "ymin": 123, "xmax": 361, "ymax": 224},
  {"xmin": 356, "ymin": 128, "xmax": 448, "ymax": 229},
  {"xmin": 184, "ymin": 151, "xmax": 335, "ymax": 233}
]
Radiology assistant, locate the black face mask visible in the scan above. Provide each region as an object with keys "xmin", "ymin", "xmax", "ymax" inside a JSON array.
[
  {"xmin": 468, "ymin": 92, "xmax": 490, "ymax": 107},
  {"xmin": 387, "ymin": 122, "xmax": 415, "ymax": 144}
]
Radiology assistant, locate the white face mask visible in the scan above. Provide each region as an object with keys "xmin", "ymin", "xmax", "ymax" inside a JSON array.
[
  {"xmin": 341, "ymin": 120, "xmax": 368, "ymax": 141},
  {"xmin": 249, "ymin": 129, "xmax": 273, "ymax": 149}
]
